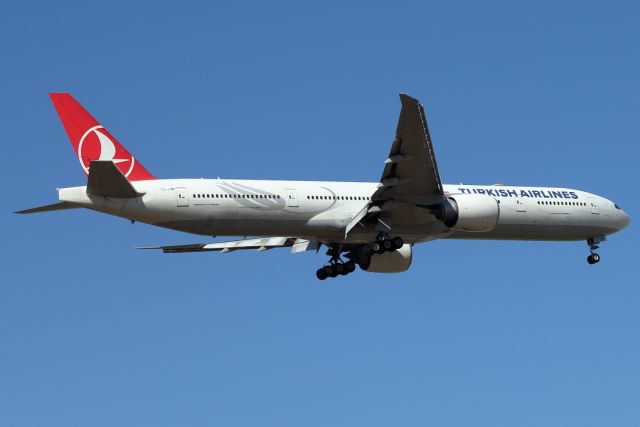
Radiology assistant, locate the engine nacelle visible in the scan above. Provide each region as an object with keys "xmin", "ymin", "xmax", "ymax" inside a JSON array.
[
  {"xmin": 359, "ymin": 244, "xmax": 413, "ymax": 273},
  {"xmin": 440, "ymin": 193, "xmax": 500, "ymax": 232}
]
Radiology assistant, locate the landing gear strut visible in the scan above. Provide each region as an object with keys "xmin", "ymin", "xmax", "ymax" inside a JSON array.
[
  {"xmin": 366, "ymin": 233, "xmax": 403, "ymax": 255},
  {"xmin": 316, "ymin": 247, "xmax": 356, "ymax": 280},
  {"xmin": 586, "ymin": 236, "xmax": 605, "ymax": 265}
]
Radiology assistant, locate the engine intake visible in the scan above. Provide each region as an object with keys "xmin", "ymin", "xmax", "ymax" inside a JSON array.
[{"xmin": 438, "ymin": 193, "xmax": 500, "ymax": 232}]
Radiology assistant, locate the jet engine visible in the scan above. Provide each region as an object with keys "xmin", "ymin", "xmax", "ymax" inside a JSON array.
[
  {"xmin": 356, "ymin": 244, "xmax": 413, "ymax": 273},
  {"xmin": 437, "ymin": 193, "xmax": 500, "ymax": 232}
]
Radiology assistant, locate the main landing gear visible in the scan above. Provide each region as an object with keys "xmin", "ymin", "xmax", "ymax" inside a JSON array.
[
  {"xmin": 365, "ymin": 234, "xmax": 403, "ymax": 255},
  {"xmin": 316, "ymin": 247, "xmax": 356, "ymax": 280},
  {"xmin": 316, "ymin": 256, "xmax": 356, "ymax": 280},
  {"xmin": 316, "ymin": 260, "xmax": 356, "ymax": 280},
  {"xmin": 315, "ymin": 235, "xmax": 405, "ymax": 280},
  {"xmin": 586, "ymin": 236, "xmax": 605, "ymax": 265}
]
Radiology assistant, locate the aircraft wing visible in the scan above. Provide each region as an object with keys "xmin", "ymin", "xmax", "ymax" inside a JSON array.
[
  {"xmin": 345, "ymin": 94, "xmax": 446, "ymax": 237},
  {"xmin": 372, "ymin": 93, "xmax": 444, "ymax": 204},
  {"xmin": 138, "ymin": 237, "xmax": 319, "ymax": 254}
]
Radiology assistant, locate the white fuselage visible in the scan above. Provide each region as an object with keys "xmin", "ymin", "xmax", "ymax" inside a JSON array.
[{"xmin": 58, "ymin": 179, "xmax": 630, "ymax": 243}]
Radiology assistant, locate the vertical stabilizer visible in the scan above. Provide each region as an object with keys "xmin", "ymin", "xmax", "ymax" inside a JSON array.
[{"xmin": 49, "ymin": 93, "xmax": 155, "ymax": 181}]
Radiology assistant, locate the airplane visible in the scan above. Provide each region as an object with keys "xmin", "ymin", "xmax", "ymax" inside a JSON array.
[{"xmin": 17, "ymin": 93, "xmax": 630, "ymax": 280}]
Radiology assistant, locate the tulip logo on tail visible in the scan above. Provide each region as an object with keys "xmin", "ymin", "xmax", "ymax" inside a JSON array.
[{"xmin": 78, "ymin": 125, "xmax": 136, "ymax": 177}]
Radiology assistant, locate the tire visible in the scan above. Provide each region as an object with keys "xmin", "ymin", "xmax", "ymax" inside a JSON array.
[
  {"xmin": 366, "ymin": 244, "xmax": 376, "ymax": 256},
  {"xmin": 592, "ymin": 253, "xmax": 600, "ymax": 263},
  {"xmin": 587, "ymin": 255, "xmax": 595, "ymax": 265},
  {"xmin": 392, "ymin": 237, "xmax": 404, "ymax": 249},
  {"xmin": 370, "ymin": 242, "xmax": 381, "ymax": 254},
  {"xmin": 345, "ymin": 261, "xmax": 356, "ymax": 273},
  {"xmin": 316, "ymin": 269, "xmax": 327, "ymax": 280},
  {"xmin": 335, "ymin": 263, "xmax": 345, "ymax": 275},
  {"xmin": 323, "ymin": 265, "xmax": 334, "ymax": 277},
  {"xmin": 382, "ymin": 239, "xmax": 393, "ymax": 251}
]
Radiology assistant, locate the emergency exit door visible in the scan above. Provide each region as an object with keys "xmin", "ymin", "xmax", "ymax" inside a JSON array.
[
  {"xmin": 285, "ymin": 189, "xmax": 299, "ymax": 207},
  {"xmin": 176, "ymin": 187, "xmax": 189, "ymax": 207}
]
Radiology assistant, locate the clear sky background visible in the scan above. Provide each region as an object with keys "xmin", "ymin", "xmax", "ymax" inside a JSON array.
[{"xmin": 1, "ymin": 1, "xmax": 638, "ymax": 426}]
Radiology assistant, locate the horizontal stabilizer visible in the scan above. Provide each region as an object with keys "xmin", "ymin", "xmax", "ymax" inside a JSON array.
[
  {"xmin": 15, "ymin": 201, "xmax": 79, "ymax": 214},
  {"xmin": 87, "ymin": 160, "xmax": 141, "ymax": 198}
]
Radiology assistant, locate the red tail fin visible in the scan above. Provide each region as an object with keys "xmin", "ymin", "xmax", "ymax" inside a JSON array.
[{"xmin": 49, "ymin": 93, "xmax": 155, "ymax": 181}]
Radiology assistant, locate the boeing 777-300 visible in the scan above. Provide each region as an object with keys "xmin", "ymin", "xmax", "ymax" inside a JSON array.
[{"xmin": 17, "ymin": 93, "xmax": 630, "ymax": 279}]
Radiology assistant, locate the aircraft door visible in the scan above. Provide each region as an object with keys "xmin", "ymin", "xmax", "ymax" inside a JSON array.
[
  {"xmin": 589, "ymin": 198, "xmax": 599, "ymax": 215},
  {"xmin": 286, "ymin": 189, "xmax": 299, "ymax": 207},
  {"xmin": 516, "ymin": 198, "xmax": 526, "ymax": 212},
  {"xmin": 176, "ymin": 187, "xmax": 189, "ymax": 207}
]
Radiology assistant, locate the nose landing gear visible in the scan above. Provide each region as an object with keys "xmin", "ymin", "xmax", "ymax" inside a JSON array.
[{"xmin": 586, "ymin": 236, "xmax": 605, "ymax": 265}]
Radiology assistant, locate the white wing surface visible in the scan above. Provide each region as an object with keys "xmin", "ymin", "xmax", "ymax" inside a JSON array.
[{"xmin": 139, "ymin": 237, "xmax": 319, "ymax": 254}]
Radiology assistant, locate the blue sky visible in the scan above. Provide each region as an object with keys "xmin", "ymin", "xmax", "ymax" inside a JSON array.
[{"xmin": 1, "ymin": 1, "xmax": 638, "ymax": 426}]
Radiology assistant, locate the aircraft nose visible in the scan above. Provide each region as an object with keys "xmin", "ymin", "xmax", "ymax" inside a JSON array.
[{"xmin": 618, "ymin": 210, "xmax": 630, "ymax": 230}]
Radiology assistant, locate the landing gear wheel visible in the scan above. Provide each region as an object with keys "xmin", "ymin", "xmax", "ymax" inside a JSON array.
[
  {"xmin": 344, "ymin": 261, "xmax": 356, "ymax": 273},
  {"xmin": 392, "ymin": 237, "xmax": 404, "ymax": 249},
  {"xmin": 316, "ymin": 269, "xmax": 328, "ymax": 280},
  {"xmin": 382, "ymin": 239, "xmax": 393, "ymax": 252},
  {"xmin": 587, "ymin": 253, "xmax": 600, "ymax": 265},
  {"xmin": 323, "ymin": 265, "xmax": 334, "ymax": 277},
  {"xmin": 367, "ymin": 242, "xmax": 380, "ymax": 255},
  {"xmin": 335, "ymin": 263, "xmax": 345, "ymax": 275}
]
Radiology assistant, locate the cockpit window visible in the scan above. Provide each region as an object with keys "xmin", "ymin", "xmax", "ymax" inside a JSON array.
[{"xmin": 614, "ymin": 203, "xmax": 622, "ymax": 210}]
